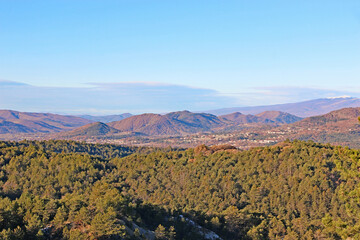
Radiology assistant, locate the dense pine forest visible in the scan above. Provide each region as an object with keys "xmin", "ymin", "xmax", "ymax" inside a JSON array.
[{"xmin": 1, "ymin": 140, "xmax": 360, "ymax": 239}]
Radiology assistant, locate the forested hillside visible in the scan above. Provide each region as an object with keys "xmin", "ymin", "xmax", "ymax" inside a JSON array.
[{"xmin": 0, "ymin": 140, "xmax": 360, "ymax": 239}]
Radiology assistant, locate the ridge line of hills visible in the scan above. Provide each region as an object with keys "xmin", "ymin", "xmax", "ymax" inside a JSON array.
[
  {"xmin": 56, "ymin": 110, "xmax": 302, "ymax": 138},
  {"xmin": 53, "ymin": 107, "xmax": 360, "ymax": 149},
  {"xmin": 56, "ymin": 106, "xmax": 360, "ymax": 139},
  {"xmin": 1, "ymin": 97, "xmax": 360, "ymax": 143},
  {"xmin": 0, "ymin": 109, "xmax": 300, "ymax": 136}
]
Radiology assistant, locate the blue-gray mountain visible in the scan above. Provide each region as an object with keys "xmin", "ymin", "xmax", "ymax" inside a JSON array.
[
  {"xmin": 78, "ymin": 113, "xmax": 133, "ymax": 123},
  {"xmin": 205, "ymin": 97, "xmax": 360, "ymax": 117}
]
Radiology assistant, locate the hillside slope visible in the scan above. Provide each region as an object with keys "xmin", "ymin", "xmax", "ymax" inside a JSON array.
[
  {"xmin": 219, "ymin": 112, "xmax": 260, "ymax": 124},
  {"xmin": 281, "ymin": 107, "xmax": 360, "ymax": 147},
  {"xmin": 0, "ymin": 110, "xmax": 92, "ymax": 133},
  {"xmin": 108, "ymin": 113, "xmax": 179, "ymax": 135},
  {"xmin": 0, "ymin": 120, "xmax": 34, "ymax": 134},
  {"xmin": 255, "ymin": 111, "xmax": 303, "ymax": 124},
  {"xmin": 56, "ymin": 122, "xmax": 120, "ymax": 138},
  {"xmin": 108, "ymin": 111, "xmax": 225, "ymax": 135},
  {"xmin": 292, "ymin": 107, "xmax": 360, "ymax": 130},
  {"xmin": 2, "ymin": 140, "xmax": 360, "ymax": 239},
  {"xmin": 220, "ymin": 111, "xmax": 302, "ymax": 125}
]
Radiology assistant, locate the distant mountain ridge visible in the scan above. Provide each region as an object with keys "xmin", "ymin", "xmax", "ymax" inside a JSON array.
[
  {"xmin": 220, "ymin": 112, "xmax": 259, "ymax": 124},
  {"xmin": 107, "ymin": 111, "xmax": 225, "ymax": 136},
  {"xmin": 79, "ymin": 113, "xmax": 132, "ymax": 123},
  {"xmin": 206, "ymin": 97, "xmax": 360, "ymax": 117},
  {"xmin": 51, "ymin": 107, "xmax": 360, "ymax": 148},
  {"xmin": 220, "ymin": 111, "xmax": 302, "ymax": 125},
  {"xmin": 3, "ymin": 96, "xmax": 358, "ymax": 138},
  {"xmin": 0, "ymin": 109, "xmax": 303, "ymax": 138},
  {"xmin": 106, "ymin": 110, "xmax": 301, "ymax": 136},
  {"xmin": 0, "ymin": 110, "xmax": 92, "ymax": 133}
]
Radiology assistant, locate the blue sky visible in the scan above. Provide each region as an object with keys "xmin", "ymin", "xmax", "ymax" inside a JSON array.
[{"xmin": 1, "ymin": 0, "xmax": 359, "ymax": 114}]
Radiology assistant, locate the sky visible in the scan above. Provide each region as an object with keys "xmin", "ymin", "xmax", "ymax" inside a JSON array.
[{"xmin": 0, "ymin": 0, "xmax": 359, "ymax": 114}]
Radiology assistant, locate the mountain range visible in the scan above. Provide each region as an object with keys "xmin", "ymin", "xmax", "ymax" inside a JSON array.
[
  {"xmin": 1, "ymin": 97, "xmax": 360, "ymax": 142},
  {"xmin": 205, "ymin": 96, "xmax": 360, "ymax": 117},
  {"xmin": 54, "ymin": 110, "xmax": 301, "ymax": 138},
  {"xmin": 58, "ymin": 107, "xmax": 360, "ymax": 149}
]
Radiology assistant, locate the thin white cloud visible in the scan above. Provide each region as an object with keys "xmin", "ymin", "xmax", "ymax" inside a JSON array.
[
  {"xmin": 219, "ymin": 86, "xmax": 360, "ymax": 106},
  {"xmin": 0, "ymin": 81, "xmax": 235, "ymax": 114},
  {"xmin": 88, "ymin": 81, "xmax": 175, "ymax": 87},
  {"xmin": 1, "ymin": 81, "xmax": 359, "ymax": 114},
  {"xmin": 0, "ymin": 80, "xmax": 29, "ymax": 86}
]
